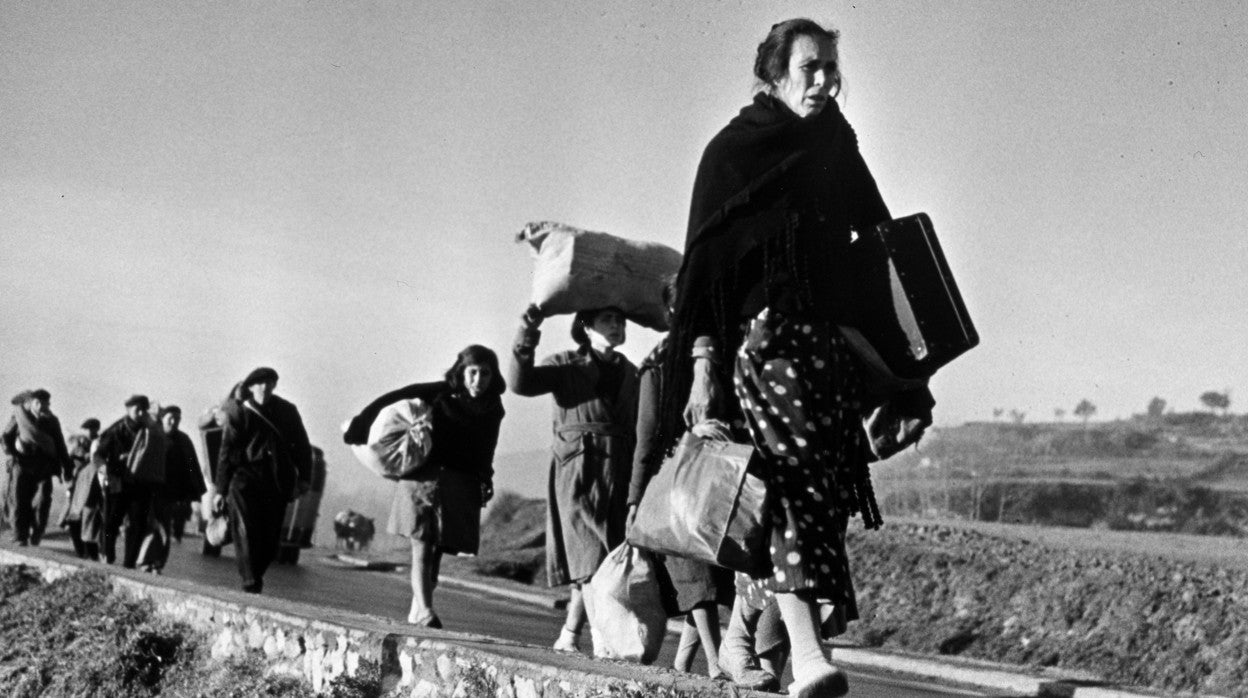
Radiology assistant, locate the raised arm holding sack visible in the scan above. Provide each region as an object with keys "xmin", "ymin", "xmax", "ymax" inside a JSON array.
[
  {"xmin": 516, "ymin": 221, "xmax": 682, "ymax": 331},
  {"xmin": 508, "ymin": 303, "xmax": 638, "ymax": 655},
  {"xmin": 343, "ymin": 345, "xmax": 505, "ymax": 628}
]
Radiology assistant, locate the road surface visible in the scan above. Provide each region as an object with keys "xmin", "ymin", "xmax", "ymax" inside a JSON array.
[{"xmin": 34, "ymin": 534, "xmax": 987, "ymax": 697}]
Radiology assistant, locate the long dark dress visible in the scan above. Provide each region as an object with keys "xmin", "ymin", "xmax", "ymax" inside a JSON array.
[
  {"xmin": 509, "ymin": 337, "xmax": 637, "ymax": 587},
  {"xmin": 343, "ymin": 380, "xmax": 503, "ymax": 555},
  {"xmin": 164, "ymin": 429, "xmax": 207, "ymax": 541}
]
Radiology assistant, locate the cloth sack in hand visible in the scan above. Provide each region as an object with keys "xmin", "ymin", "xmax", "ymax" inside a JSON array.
[
  {"xmin": 517, "ymin": 221, "xmax": 682, "ymax": 331},
  {"xmin": 627, "ymin": 431, "xmax": 769, "ymax": 576},
  {"xmin": 582, "ymin": 544, "xmax": 666, "ymax": 664},
  {"xmin": 205, "ymin": 506, "xmax": 231, "ymax": 548},
  {"xmin": 347, "ymin": 399, "xmax": 433, "ymax": 480}
]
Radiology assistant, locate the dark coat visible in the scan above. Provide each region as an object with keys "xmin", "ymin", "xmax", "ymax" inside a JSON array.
[
  {"xmin": 216, "ymin": 394, "xmax": 311, "ymax": 502},
  {"xmin": 163, "ymin": 429, "xmax": 207, "ymax": 502},
  {"xmin": 2, "ymin": 412, "xmax": 69, "ymax": 479},
  {"xmin": 345, "ymin": 380, "xmax": 504, "ymax": 555},
  {"xmin": 509, "ymin": 339, "xmax": 638, "ymax": 586},
  {"xmin": 96, "ymin": 415, "xmax": 165, "ymax": 485},
  {"xmin": 63, "ymin": 434, "xmax": 100, "ymax": 525}
]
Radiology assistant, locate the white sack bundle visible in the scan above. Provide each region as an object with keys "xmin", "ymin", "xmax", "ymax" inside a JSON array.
[
  {"xmin": 582, "ymin": 544, "xmax": 666, "ymax": 663},
  {"xmin": 347, "ymin": 399, "xmax": 434, "ymax": 481},
  {"xmin": 517, "ymin": 221, "xmax": 682, "ymax": 331}
]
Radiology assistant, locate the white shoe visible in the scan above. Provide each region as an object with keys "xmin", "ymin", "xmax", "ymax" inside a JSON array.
[
  {"xmin": 552, "ymin": 627, "xmax": 581, "ymax": 653},
  {"xmin": 790, "ymin": 665, "xmax": 849, "ymax": 698}
]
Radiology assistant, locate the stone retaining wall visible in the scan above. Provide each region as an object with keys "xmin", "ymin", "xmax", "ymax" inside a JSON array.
[{"xmin": 0, "ymin": 547, "xmax": 734, "ymax": 697}]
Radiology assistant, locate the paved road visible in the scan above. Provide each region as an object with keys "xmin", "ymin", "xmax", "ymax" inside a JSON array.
[{"xmin": 35, "ymin": 535, "xmax": 987, "ymax": 697}]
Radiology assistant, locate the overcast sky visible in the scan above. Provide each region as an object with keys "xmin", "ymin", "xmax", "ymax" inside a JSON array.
[{"xmin": 3, "ymin": 1, "xmax": 1246, "ymax": 499}]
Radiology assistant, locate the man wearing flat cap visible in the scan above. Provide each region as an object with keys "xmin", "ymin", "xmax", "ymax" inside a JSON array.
[
  {"xmin": 95, "ymin": 394, "xmax": 167, "ymax": 567},
  {"xmin": 213, "ymin": 367, "xmax": 311, "ymax": 593},
  {"xmin": 2, "ymin": 389, "xmax": 69, "ymax": 546}
]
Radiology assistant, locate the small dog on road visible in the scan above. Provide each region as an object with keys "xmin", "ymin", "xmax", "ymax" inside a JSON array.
[{"xmin": 333, "ymin": 510, "xmax": 376, "ymax": 551}]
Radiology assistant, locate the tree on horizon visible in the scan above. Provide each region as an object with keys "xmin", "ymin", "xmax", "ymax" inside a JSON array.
[
  {"xmin": 1199, "ymin": 390, "xmax": 1231, "ymax": 417},
  {"xmin": 1074, "ymin": 399, "xmax": 1097, "ymax": 426},
  {"xmin": 1147, "ymin": 396, "xmax": 1167, "ymax": 419}
]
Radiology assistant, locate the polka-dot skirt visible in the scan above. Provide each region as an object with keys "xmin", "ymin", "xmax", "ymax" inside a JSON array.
[{"xmin": 731, "ymin": 308, "xmax": 867, "ymax": 617}]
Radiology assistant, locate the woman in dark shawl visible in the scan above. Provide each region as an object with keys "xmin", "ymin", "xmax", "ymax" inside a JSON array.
[
  {"xmin": 344, "ymin": 345, "xmax": 505, "ymax": 628},
  {"xmin": 659, "ymin": 19, "xmax": 933, "ymax": 698}
]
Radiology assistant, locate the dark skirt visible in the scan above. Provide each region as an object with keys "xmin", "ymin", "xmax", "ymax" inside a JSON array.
[
  {"xmin": 435, "ymin": 468, "xmax": 482, "ymax": 555},
  {"xmin": 655, "ymin": 554, "xmax": 734, "ymax": 616},
  {"xmin": 731, "ymin": 308, "xmax": 867, "ymax": 623},
  {"xmin": 386, "ymin": 467, "xmax": 482, "ymax": 555}
]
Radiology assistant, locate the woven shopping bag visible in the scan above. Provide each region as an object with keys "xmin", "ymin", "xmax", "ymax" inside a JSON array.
[{"xmin": 627, "ymin": 432, "xmax": 769, "ymax": 576}]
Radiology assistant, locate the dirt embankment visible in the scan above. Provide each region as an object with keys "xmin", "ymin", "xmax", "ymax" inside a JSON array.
[
  {"xmin": 845, "ymin": 522, "xmax": 1247, "ymax": 697},
  {"xmin": 476, "ymin": 493, "xmax": 1248, "ymax": 697}
]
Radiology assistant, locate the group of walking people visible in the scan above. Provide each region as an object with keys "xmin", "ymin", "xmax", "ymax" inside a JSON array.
[
  {"xmin": 2, "ymin": 391, "xmax": 206, "ymax": 568},
  {"xmin": 343, "ymin": 19, "xmax": 933, "ymax": 698},
  {"xmin": 2, "ymin": 367, "xmax": 316, "ymax": 597},
  {"xmin": 4, "ymin": 17, "xmax": 932, "ymax": 698}
]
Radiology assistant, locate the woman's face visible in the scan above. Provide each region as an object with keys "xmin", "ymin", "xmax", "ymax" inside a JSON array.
[
  {"xmin": 773, "ymin": 33, "xmax": 837, "ymax": 119},
  {"xmin": 462, "ymin": 362, "xmax": 493, "ymax": 397},
  {"xmin": 586, "ymin": 309, "xmax": 626, "ymax": 349}
]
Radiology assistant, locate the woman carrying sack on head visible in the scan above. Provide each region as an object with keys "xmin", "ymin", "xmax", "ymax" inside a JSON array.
[
  {"xmin": 343, "ymin": 345, "xmax": 505, "ymax": 628},
  {"xmin": 508, "ymin": 305, "xmax": 638, "ymax": 653},
  {"xmin": 659, "ymin": 19, "xmax": 935, "ymax": 698}
]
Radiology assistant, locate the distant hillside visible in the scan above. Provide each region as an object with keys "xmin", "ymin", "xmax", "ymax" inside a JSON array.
[
  {"xmin": 871, "ymin": 414, "xmax": 1248, "ymax": 536},
  {"xmin": 880, "ymin": 413, "xmax": 1248, "ymax": 483},
  {"xmin": 491, "ymin": 448, "xmax": 548, "ymax": 499}
]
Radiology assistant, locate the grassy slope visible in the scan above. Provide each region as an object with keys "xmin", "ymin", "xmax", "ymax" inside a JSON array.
[{"xmin": 878, "ymin": 414, "xmax": 1248, "ymax": 485}]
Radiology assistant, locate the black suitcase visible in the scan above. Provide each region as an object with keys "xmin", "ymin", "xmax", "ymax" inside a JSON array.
[{"xmin": 849, "ymin": 212, "xmax": 978, "ymax": 382}]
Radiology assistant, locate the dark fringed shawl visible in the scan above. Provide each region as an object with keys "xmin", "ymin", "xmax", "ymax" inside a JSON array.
[{"xmin": 659, "ymin": 92, "xmax": 890, "ymax": 529}]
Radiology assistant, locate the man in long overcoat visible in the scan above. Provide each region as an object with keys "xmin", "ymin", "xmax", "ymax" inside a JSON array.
[
  {"xmin": 213, "ymin": 367, "xmax": 311, "ymax": 593},
  {"xmin": 95, "ymin": 394, "xmax": 166, "ymax": 567}
]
